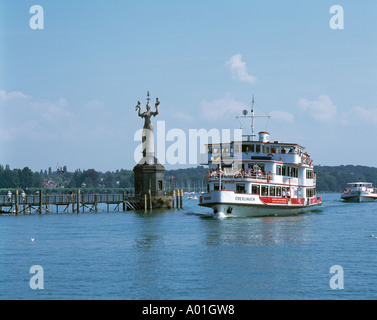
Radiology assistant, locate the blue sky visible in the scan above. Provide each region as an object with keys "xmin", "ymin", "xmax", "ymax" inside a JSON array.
[{"xmin": 1, "ymin": 0, "xmax": 376, "ymax": 172}]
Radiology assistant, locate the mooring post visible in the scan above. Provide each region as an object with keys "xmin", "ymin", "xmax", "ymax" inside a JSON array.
[
  {"xmin": 176, "ymin": 190, "xmax": 179, "ymax": 208},
  {"xmin": 39, "ymin": 189, "xmax": 43, "ymax": 214},
  {"xmin": 148, "ymin": 189, "xmax": 152, "ymax": 211},
  {"xmin": 144, "ymin": 194, "xmax": 147, "ymax": 212},
  {"xmin": 77, "ymin": 189, "xmax": 81, "ymax": 213},
  {"xmin": 94, "ymin": 193, "xmax": 98, "ymax": 212},
  {"xmin": 23, "ymin": 194, "xmax": 27, "ymax": 215},
  {"xmin": 172, "ymin": 190, "xmax": 175, "ymax": 208},
  {"xmin": 122, "ymin": 190, "xmax": 126, "ymax": 211},
  {"xmin": 180, "ymin": 189, "xmax": 183, "ymax": 209},
  {"xmin": 45, "ymin": 193, "xmax": 49, "ymax": 213},
  {"xmin": 15, "ymin": 189, "xmax": 19, "ymax": 215}
]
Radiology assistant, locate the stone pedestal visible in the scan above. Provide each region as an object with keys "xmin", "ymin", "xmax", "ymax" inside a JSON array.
[
  {"xmin": 133, "ymin": 161, "xmax": 174, "ymax": 209},
  {"xmin": 133, "ymin": 160, "xmax": 165, "ymax": 197}
]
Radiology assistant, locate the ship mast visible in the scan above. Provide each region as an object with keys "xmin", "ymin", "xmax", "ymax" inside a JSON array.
[
  {"xmin": 251, "ymin": 95, "xmax": 255, "ymax": 141},
  {"xmin": 236, "ymin": 95, "xmax": 270, "ymax": 141}
]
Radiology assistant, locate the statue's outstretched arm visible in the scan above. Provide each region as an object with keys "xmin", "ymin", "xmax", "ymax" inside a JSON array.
[
  {"xmin": 135, "ymin": 101, "xmax": 142, "ymax": 117},
  {"xmin": 152, "ymin": 98, "xmax": 160, "ymax": 116}
]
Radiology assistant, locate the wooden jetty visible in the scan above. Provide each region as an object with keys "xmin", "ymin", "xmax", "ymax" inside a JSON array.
[{"xmin": 0, "ymin": 189, "xmax": 183, "ymax": 215}]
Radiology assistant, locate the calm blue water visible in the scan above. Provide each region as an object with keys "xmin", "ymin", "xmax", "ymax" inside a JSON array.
[{"xmin": 1, "ymin": 193, "xmax": 377, "ymax": 300}]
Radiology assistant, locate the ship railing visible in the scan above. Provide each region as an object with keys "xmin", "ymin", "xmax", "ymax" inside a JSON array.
[{"xmin": 207, "ymin": 170, "xmax": 272, "ymax": 181}]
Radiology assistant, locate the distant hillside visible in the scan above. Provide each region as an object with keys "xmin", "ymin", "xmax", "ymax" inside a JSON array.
[{"xmin": 316, "ymin": 165, "xmax": 377, "ymax": 192}]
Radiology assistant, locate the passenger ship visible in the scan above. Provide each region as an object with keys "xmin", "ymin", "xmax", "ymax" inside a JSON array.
[
  {"xmin": 198, "ymin": 98, "xmax": 322, "ymax": 217},
  {"xmin": 341, "ymin": 182, "xmax": 377, "ymax": 202}
]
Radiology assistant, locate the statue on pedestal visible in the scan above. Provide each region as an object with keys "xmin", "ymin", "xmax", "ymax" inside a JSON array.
[
  {"xmin": 135, "ymin": 91, "xmax": 160, "ymax": 165},
  {"xmin": 133, "ymin": 91, "xmax": 166, "ymax": 201}
]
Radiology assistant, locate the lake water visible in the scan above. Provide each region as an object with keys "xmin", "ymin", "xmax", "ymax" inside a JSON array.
[{"xmin": 1, "ymin": 193, "xmax": 377, "ymax": 300}]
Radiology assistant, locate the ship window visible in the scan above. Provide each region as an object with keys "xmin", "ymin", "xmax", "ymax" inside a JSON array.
[
  {"xmin": 276, "ymin": 165, "xmax": 282, "ymax": 176},
  {"xmin": 256, "ymin": 145, "xmax": 261, "ymax": 153},
  {"xmin": 158, "ymin": 181, "xmax": 163, "ymax": 190},
  {"xmin": 236, "ymin": 184, "xmax": 246, "ymax": 193},
  {"xmin": 276, "ymin": 187, "xmax": 282, "ymax": 197},
  {"xmin": 282, "ymin": 166, "xmax": 298, "ymax": 178},
  {"xmin": 242, "ymin": 144, "xmax": 254, "ymax": 153},
  {"xmin": 261, "ymin": 186, "xmax": 268, "ymax": 196},
  {"xmin": 251, "ymin": 185, "xmax": 260, "ymax": 195},
  {"xmin": 271, "ymin": 147, "xmax": 278, "ymax": 153},
  {"xmin": 214, "ymin": 183, "xmax": 220, "ymax": 191},
  {"xmin": 306, "ymin": 188, "xmax": 316, "ymax": 197},
  {"xmin": 306, "ymin": 169, "xmax": 314, "ymax": 179},
  {"xmin": 269, "ymin": 186, "xmax": 275, "ymax": 196}
]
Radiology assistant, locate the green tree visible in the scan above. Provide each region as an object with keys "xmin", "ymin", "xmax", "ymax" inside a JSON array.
[{"xmin": 19, "ymin": 167, "xmax": 33, "ymax": 189}]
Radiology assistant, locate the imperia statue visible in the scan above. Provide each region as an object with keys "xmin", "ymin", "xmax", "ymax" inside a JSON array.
[{"xmin": 135, "ymin": 91, "xmax": 160, "ymax": 165}]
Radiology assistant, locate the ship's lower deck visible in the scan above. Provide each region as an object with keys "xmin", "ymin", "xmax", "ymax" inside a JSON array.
[{"xmin": 199, "ymin": 190, "xmax": 322, "ymax": 217}]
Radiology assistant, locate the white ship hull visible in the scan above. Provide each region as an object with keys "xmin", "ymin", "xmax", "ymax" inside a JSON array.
[
  {"xmin": 341, "ymin": 191, "xmax": 377, "ymax": 202},
  {"xmin": 199, "ymin": 190, "xmax": 322, "ymax": 217},
  {"xmin": 341, "ymin": 182, "xmax": 377, "ymax": 202}
]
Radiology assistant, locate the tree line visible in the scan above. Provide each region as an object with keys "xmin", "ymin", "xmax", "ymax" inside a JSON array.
[
  {"xmin": 315, "ymin": 165, "xmax": 377, "ymax": 192},
  {"xmin": 1, "ymin": 163, "xmax": 377, "ymax": 194}
]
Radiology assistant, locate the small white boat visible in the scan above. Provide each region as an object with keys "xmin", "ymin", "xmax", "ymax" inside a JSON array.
[
  {"xmin": 341, "ymin": 182, "xmax": 377, "ymax": 202},
  {"xmin": 187, "ymin": 196, "xmax": 198, "ymax": 200}
]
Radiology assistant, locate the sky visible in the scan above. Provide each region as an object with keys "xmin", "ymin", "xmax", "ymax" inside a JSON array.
[{"xmin": 1, "ymin": 0, "xmax": 376, "ymax": 172}]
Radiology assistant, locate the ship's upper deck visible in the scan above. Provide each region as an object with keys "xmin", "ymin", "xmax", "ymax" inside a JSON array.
[{"xmin": 200, "ymin": 131, "xmax": 312, "ymax": 167}]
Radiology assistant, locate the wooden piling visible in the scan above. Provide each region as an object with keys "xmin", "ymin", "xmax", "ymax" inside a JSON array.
[
  {"xmin": 122, "ymin": 191, "xmax": 126, "ymax": 211},
  {"xmin": 180, "ymin": 189, "xmax": 183, "ymax": 209},
  {"xmin": 176, "ymin": 190, "xmax": 179, "ymax": 208},
  {"xmin": 144, "ymin": 194, "xmax": 147, "ymax": 212},
  {"xmin": 39, "ymin": 189, "xmax": 43, "ymax": 214},
  {"xmin": 45, "ymin": 194, "xmax": 49, "ymax": 213},
  {"xmin": 148, "ymin": 189, "xmax": 152, "ymax": 211},
  {"xmin": 23, "ymin": 194, "xmax": 27, "ymax": 215},
  {"xmin": 77, "ymin": 189, "xmax": 81, "ymax": 213},
  {"xmin": 15, "ymin": 190, "xmax": 19, "ymax": 215},
  {"xmin": 172, "ymin": 190, "xmax": 175, "ymax": 208},
  {"xmin": 94, "ymin": 194, "xmax": 98, "ymax": 212}
]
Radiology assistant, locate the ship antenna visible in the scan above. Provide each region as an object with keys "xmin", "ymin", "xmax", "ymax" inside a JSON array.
[
  {"xmin": 251, "ymin": 94, "xmax": 255, "ymax": 141},
  {"xmin": 235, "ymin": 95, "xmax": 270, "ymax": 141}
]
